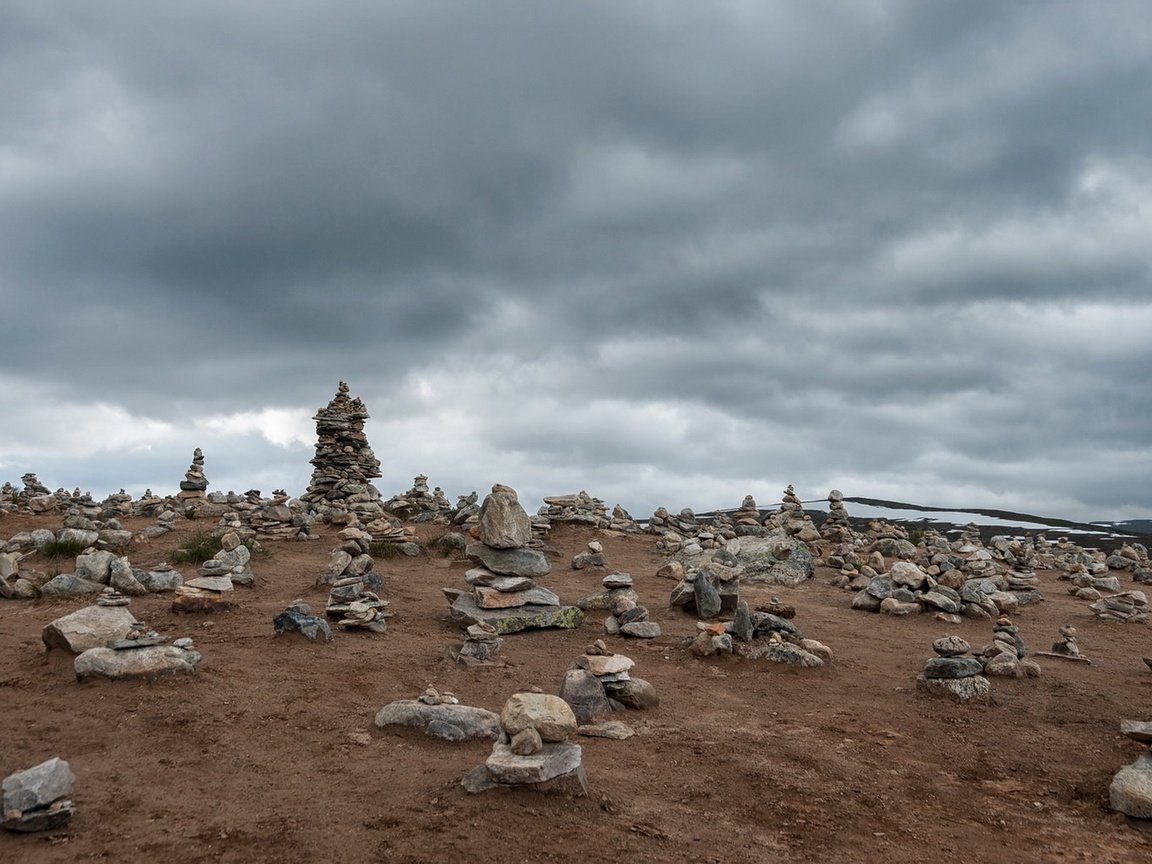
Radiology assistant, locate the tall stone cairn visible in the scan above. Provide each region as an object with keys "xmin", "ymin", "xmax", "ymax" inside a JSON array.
[
  {"xmin": 300, "ymin": 382, "xmax": 383, "ymax": 514},
  {"xmin": 177, "ymin": 449, "xmax": 209, "ymax": 502}
]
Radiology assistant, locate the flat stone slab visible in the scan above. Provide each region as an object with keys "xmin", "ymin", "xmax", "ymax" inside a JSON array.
[
  {"xmin": 185, "ymin": 575, "xmax": 234, "ymax": 592},
  {"xmin": 465, "ymin": 569, "xmax": 535, "ymax": 592},
  {"xmin": 465, "ymin": 543, "xmax": 550, "ymax": 578},
  {"xmin": 577, "ymin": 721, "xmax": 635, "ymax": 740},
  {"xmin": 42, "ymin": 605, "xmax": 140, "ymax": 654},
  {"xmin": 374, "ymin": 700, "xmax": 500, "ymax": 741},
  {"xmin": 474, "ymin": 585, "xmax": 560, "ymax": 609},
  {"xmin": 1034, "ymin": 651, "xmax": 1092, "ymax": 664},
  {"xmin": 916, "ymin": 673, "xmax": 992, "ymax": 703},
  {"xmin": 74, "ymin": 645, "xmax": 202, "ymax": 681},
  {"xmin": 449, "ymin": 593, "xmax": 584, "ymax": 634},
  {"xmin": 486, "ymin": 740, "xmax": 582, "ymax": 785},
  {"xmin": 576, "ymin": 654, "xmax": 634, "ymax": 676}
]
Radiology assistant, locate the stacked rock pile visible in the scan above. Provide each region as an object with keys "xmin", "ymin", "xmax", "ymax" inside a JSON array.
[
  {"xmin": 384, "ymin": 475, "xmax": 454, "ymax": 523},
  {"xmin": 463, "ymin": 692, "xmax": 587, "ymax": 795},
  {"xmin": 451, "ymin": 491, "xmax": 480, "ymax": 526},
  {"xmin": 22, "ymin": 472, "xmax": 50, "ymax": 496},
  {"xmin": 571, "ymin": 539, "xmax": 606, "ymax": 570},
  {"xmin": 2, "ymin": 757, "xmax": 75, "ymax": 832},
  {"xmin": 762, "ymin": 485, "xmax": 821, "ymax": 542},
  {"xmin": 320, "ymin": 525, "xmax": 380, "ymax": 587},
  {"xmin": 447, "ymin": 486, "xmax": 582, "ymax": 634},
  {"xmin": 731, "ymin": 495, "xmax": 762, "ymax": 527},
  {"xmin": 1088, "ymin": 591, "xmax": 1149, "ymax": 623},
  {"xmin": 538, "ymin": 491, "xmax": 608, "ymax": 527},
  {"xmin": 375, "ymin": 689, "xmax": 500, "ymax": 742},
  {"xmin": 18, "ymin": 473, "xmax": 57, "ymax": 514},
  {"xmin": 1064, "ymin": 567, "xmax": 1123, "ymax": 601},
  {"xmin": 326, "ymin": 573, "xmax": 390, "ymax": 633},
  {"xmin": 177, "ymin": 448, "xmax": 209, "ymax": 504},
  {"xmin": 363, "ymin": 512, "xmax": 421, "ymax": 556},
  {"xmin": 597, "ymin": 573, "xmax": 660, "ymax": 639},
  {"xmin": 1036, "ymin": 624, "xmax": 1091, "ymax": 662},
  {"xmin": 820, "ymin": 489, "xmax": 853, "ymax": 541},
  {"xmin": 915, "ymin": 635, "xmax": 991, "ymax": 702},
  {"xmin": 976, "ymin": 616, "xmax": 1041, "ymax": 678},
  {"xmin": 687, "ymin": 597, "xmax": 830, "ymax": 666},
  {"xmin": 559, "ymin": 640, "xmax": 659, "ymax": 716},
  {"xmin": 300, "ymin": 382, "xmax": 384, "ymax": 518},
  {"xmin": 245, "ymin": 495, "xmax": 319, "ymax": 542},
  {"xmin": 1109, "ymin": 721, "xmax": 1152, "ymax": 818},
  {"xmin": 456, "ymin": 621, "xmax": 504, "ymax": 665}
]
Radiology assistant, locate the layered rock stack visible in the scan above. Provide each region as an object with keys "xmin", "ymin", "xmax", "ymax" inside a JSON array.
[
  {"xmin": 20, "ymin": 473, "xmax": 57, "ymax": 513},
  {"xmin": 326, "ymin": 577, "xmax": 389, "ymax": 632},
  {"xmin": 384, "ymin": 475, "xmax": 453, "ymax": 523},
  {"xmin": 247, "ymin": 496, "xmax": 319, "ymax": 542},
  {"xmin": 571, "ymin": 539, "xmax": 607, "ymax": 570},
  {"xmin": 732, "ymin": 495, "xmax": 762, "ymax": 527},
  {"xmin": 456, "ymin": 621, "xmax": 504, "ymax": 665},
  {"xmin": 320, "ymin": 525, "xmax": 380, "ymax": 587},
  {"xmin": 300, "ymin": 382, "xmax": 384, "ymax": 517},
  {"xmin": 537, "ymin": 491, "xmax": 608, "ymax": 528},
  {"xmin": 273, "ymin": 599, "xmax": 333, "ymax": 642},
  {"xmin": 21, "ymin": 472, "xmax": 50, "ymax": 497},
  {"xmin": 463, "ymin": 692, "xmax": 587, "ymax": 795},
  {"xmin": 1110, "ymin": 721, "xmax": 1152, "ymax": 818},
  {"xmin": 1037, "ymin": 624, "xmax": 1090, "ymax": 662},
  {"xmin": 977, "ymin": 616, "xmax": 1040, "ymax": 678},
  {"xmin": 177, "ymin": 448, "xmax": 209, "ymax": 504},
  {"xmin": 915, "ymin": 635, "xmax": 991, "ymax": 702},
  {"xmin": 765, "ymin": 485, "xmax": 819, "ymax": 541},
  {"xmin": 687, "ymin": 597, "xmax": 830, "ymax": 666},
  {"xmin": 821, "ymin": 489, "xmax": 852, "ymax": 540},
  {"xmin": 598, "ymin": 573, "xmax": 660, "ymax": 639},
  {"xmin": 2, "ymin": 757, "xmax": 75, "ymax": 832},
  {"xmin": 447, "ymin": 486, "xmax": 583, "ymax": 634},
  {"xmin": 561, "ymin": 641, "xmax": 659, "ymax": 714}
]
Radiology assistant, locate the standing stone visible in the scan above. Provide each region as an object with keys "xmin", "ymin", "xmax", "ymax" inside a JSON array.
[
  {"xmin": 477, "ymin": 485, "xmax": 533, "ymax": 549},
  {"xmin": 694, "ymin": 573, "xmax": 722, "ymax": 619}
]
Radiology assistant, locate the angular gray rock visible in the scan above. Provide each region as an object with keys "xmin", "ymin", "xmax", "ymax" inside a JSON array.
[
  {"xmin": 558, "ymin": 669, "xmax": 611, "ymax": 723},
  {"xmin": 38, "ymin": 574, "xmax": 105, "ymax": 596},
  {"xmin": 500, "ymin": 693, "xmax": 577, "ymax": 743},
  {"xmin": 1111, "ymin": 753, "xmax": 1152, "ymax": 818},
  {"xmin": 465, "ymin": 543, "xmax": 550, "ymax": 578},
  {"xmin": 485, "ymin": 740, "xmax": 582, "ymax": 784},
  {"xmin": 42, "ymin": 605, "xmax": 140, "ymax": 653},
  {"xmin": 477, "ymin": 486, "xmax": 534, "ymax": 549},
  {"xmin": 693, "ymin": 574, "xmax": 721, "ymax": 619},
  {"xmin": 916, "ymin": 673, "xmax": 992, "ymax": 703},
  {"xmin": 2, "ymin": 757, "xmax": 74, "ymax": 815}
]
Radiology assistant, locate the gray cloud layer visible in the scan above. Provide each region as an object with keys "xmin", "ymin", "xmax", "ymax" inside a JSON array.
[{"xmin": 2, "ymin": 2, "xmax": 1151, "ymax": 520}]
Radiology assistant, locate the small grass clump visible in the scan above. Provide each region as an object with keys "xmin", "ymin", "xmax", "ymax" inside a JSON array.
[
  {"xmin": 368, "ymin": 540, "xmax": 404, "ymax": 559},
  {"xmin": 37, "ymin": 538, "xmax": 89, "ymax": 560},
  {"xmin": 170, "ymin": 531, "xmax": 269, "ymax": 564}
]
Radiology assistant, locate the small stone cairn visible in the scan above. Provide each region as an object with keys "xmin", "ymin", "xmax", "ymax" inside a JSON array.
[
  {"xmin": 2, "ymin": 757, "xmax": 75, "ymax": 832},
  {"xmin": 976, "ymin": 616, "xmax": 1040, "ymax": 678},
  {"xmin": 177, "ymin": 448, "xmax": 209, "ymax": 504},
  {"xmin": 300, "ymin": 382, "xmax": 384, "ymax": 518},
  {"xmin": 171, "ymin": 530, "xmax": 251, "ymax": 612},
  {"xmin": 1036, "ymin": 623, "xmax": 1090, "ymax": 663},
  {"xmin": 687, "ymin": 597, "xmax": 830, "ymax": 666},
  {"xmin": 456, "ymin": 621, "xmax": 504, "ymax": 665},
  {"xmin": 20, "ymin": 473, "xmax": 56, "ymax": 513},
  {"xmin": 74, "ymin": 632, "xmax": 201, "ymax": 681},
  {"xmin": 731, "ymin": 495, "xmax": 762, "ymax": 528},
  {"xmin": 915, "ymin": 635, "xmax": 991, "ymax": 702},
  {"xmin": 321, "ymin": 525, "xmax": 390, "ymax": 631},
  {"xmin": 669, "ymin": 563, "xmax": 739, "ymax": 620},
  {"xmin": 764, "ymin": 485, "xmax": 820, "ymax": 542},
  {"xmin": 820, "ymin": 489, "xmax": 852, "ymax": 541},
  {"xmin": 571, "ymin": 539, "xmax": 607, "ymax": 570},
  {"xmin": 559, "ymin": 640, "xmax": 660, "ymax": 719},
  {"xmin": 463, "ymin": 692, "xmax": 587, "ymax": 795},
  {"xmin": 384, "ymin": 475, "xmax": 453, "ymax": 523},
  {"xmin": 447, "ymin": 485, "xmax": 583, "ymax": 634},
  {"xmin": 1110, "ymin": 721, "xmax": 1152, "ymax": 818},
  {"xmin": 599, "ymin": 573, "xmax": 660, "ymax": 639}
]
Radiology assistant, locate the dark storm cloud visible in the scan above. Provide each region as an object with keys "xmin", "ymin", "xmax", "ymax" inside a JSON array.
[{"xmin": 2, "ymin": 1, "xmax": 1152, "ymax": 519}]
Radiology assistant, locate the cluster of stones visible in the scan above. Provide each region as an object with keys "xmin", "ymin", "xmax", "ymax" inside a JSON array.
[
  {"xmin": 1110, "ymin": 720, "xmax": 1152, "ymax": 818},
  {"xmin": 687, "ymin": 596, "xmax": 830, "ymax": 667},
  {"xmin": 362, "ymin": 512, "xmax": 421, "ymax": 556},
  {"xmin": 593, "ymin": 573, "xmax": 661, "ymax": 639},
  {"xmin": 176, "ymin": 448, "xmax": 209, "ymax": 504},
  {"xmin": 975, "ymin": 616, "xmax": 1041, "ymax": 678},
  {"xmin": 375, "ymin": 688, "xmax": 501, "ymax": 742},
  {"xmin": 463, "ymin": 692, "xmax": 587, "ymax": 795},
  {"xmin": 2, "ymin": 541, "xmax": 183, "ymax": 600},
  {"xmin": 915, "ymin": 635, "xmax": 992, "ymax": 702},
  {"xmin": 1105, "ymin": 542, "xmax": 1152, "ymax": 583},
  {"xmin": 18, "ymin": 473, "xmax": 58, "ymax": 513},
  {"xmin": 299, "ymin": 382, "xmax": 385, "ymax": 518},
  {"xmin": 2, "ymin": 757, "xmax": 75, "ymax": 832},
  {"xmin": 559, "ymin": 641, "xmax": 660, "ymax": 718},
  {"xmin": 847, "ymin": 527, "xmax": 1044, "ymax": 620},
  {"xmin": 447, "ymin": 486, "xmax": 583, "ymax": 634},
  {"xmin": 383, "ymin": 475, "xmax": 454, "ymax": 523},
  {"xmin": 647, "ymin": 506, "xmax": 728, "ymax": 553},
  {"xmin": 235, "ymin": 492, "xmax": 319, "ymax": 542},
  {"xmin": 1088, "ymin": 590, "xmax": 1149, "ymax": 623},
  {"xmin": 669, "ymin": 562, "xmax": 739, "ymax": 620},
  {"xmin": 171, "ymin": 531, "xmax": 253, "ymax": 613},
  {"xmin": 319, "ymin": 525, "xmax": 389, "ymax": 632},
  {"xmin": 536, "ymin": 492, "xmax": 641, "ymax": 534}
]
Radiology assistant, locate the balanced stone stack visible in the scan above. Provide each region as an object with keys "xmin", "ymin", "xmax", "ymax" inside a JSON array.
[
  {"xmin": 448, "ymin": 486, "xmax": 583, "ymax": 634},
  {"xmin": 537, "ymin": 491, "xmax": 609, "ymax": 528},
  {"xmin": 201, "ymin": 530, "xmax": 254, "ymax": 586},
  {"xmin": 1088, "ymin": 591, "xmax": 1149, "ymax": 623},
  {"xmin": 300, "ymin": 382, "xmax": 384, "ymax": 517},
  {"xmin": 1037, "ymin": 624, "xmax": 1090, "ymax": 662},
  {"xmin": 977, "ymin": 616, "xmax": 1040, "ymax": 678},
  {"xmin": 571, "ymin": 539, "xmax": 606, "ymax": 570},
  {"xmin": 20, "ymin": 473, "xmax": 56, "ymax": 513},
  {"xmin": 916, "ymin": 635, "xmax": 991, "ymax": 702},
  {"xmin": 821, "ymin": 489, "xmax": 852, "ymax": 540},
  {"xmin": 1109, "ymin": 720, "xmax": 1152, "ymax": 818},
  {"xmin": 248, "ymin": 496, "xmax": 318, "ymax": 542},
  {"xmin": 177, "ymin": 448, "xmax": 209, "ymax": 503},
  {"xmin": 21, "ymin": 472, "xmax": 50, "ymax": 497},
  {"xmin": 463, "ymin": 692, "xmax": 586, "ymax": 795},
  {"xmin": 326, "ymin": 577, "xmax": 389, "ymax": 632},
  {"xmin": 731, "ymin": 495, "xmax": 762, "ymax": 527},
  {"xmin": 457, "ymin": 621, "xmax": 504, "ymax": 665},
  {"xmin": 555, "ymin": 640, "xmax": 659, "ymax": 723},
  {"xmin": 577, "ymin": 571, "xmax": 638, "ymax": 613},
  {"xmin": 598, "ymin": 573, "xmax": 660, "ymax": 639},
  {"xmin": 608, "ymin": 504, "xmax": 641, "ymax": 532},
  {"xmin": 320, "ymin": 525, "xmax": 380, "ymax": 586},
  {"xmin": 2, "ymin": 757, "xmax": 75, "ymax": 832}
]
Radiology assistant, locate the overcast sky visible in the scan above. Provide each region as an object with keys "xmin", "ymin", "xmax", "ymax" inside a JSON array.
[{"xmin": 2, "ymin": 1, "xmax": 1151, "ymax": 522}]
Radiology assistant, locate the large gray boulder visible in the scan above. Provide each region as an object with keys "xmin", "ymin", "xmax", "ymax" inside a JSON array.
[
  {"xmin": 38, "ymin": 574, "xmax": 105, "ymax": 596},
  {"xmin": 42, "ymin": 605, "xmax": 140, "ymax": 653},
  {"xmin": 2, "ymin": 757, "xmax": 75, "ymax": 832},
  {"xmin": 466, "ymin": 543, "xmax": 550, "ymax": 578},
  {"xmin": 1110, "ymin": 753, "xmax": 1152, "ymax": 818},
  {"xmin": 477, "ymin": 485, "xmax": 533, "ymax": 549},
  {"xmin": 74, "ymin": 645, "xmax": 202, "ymax": 681}
]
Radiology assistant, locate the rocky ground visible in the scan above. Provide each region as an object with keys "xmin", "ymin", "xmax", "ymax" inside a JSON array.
[{"xmin": 3, "ymin": 512, "xmax": 1152, "ymax": 864}]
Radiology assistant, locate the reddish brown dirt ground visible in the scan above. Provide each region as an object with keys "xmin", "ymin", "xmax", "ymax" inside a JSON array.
[{"xmin": 3, "ymin": 512, "xmax": 1152, "ymax": 863}]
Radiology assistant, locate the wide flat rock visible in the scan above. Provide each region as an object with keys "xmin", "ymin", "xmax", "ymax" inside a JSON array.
[
  {"xmin": 374, "ymin": 700, "xmax": 500, "ymax": 741},
  {"xmin": 485, "ymin": 740, "xmax": 582, "ymax": 785},
  {"xmin": 74, "ymin": 645, "xmax": 202, "ymax": 681},
  {"xmin": 449, "ymin": 593, "xmax": 584, "ymax": 634},
  {"xmin": 465, "ymin": 543, "xmax": 551, "ymax": 578},
  {"xmin": 42, "ymin": 605, "xmax": 140, "ymax": 654}
]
